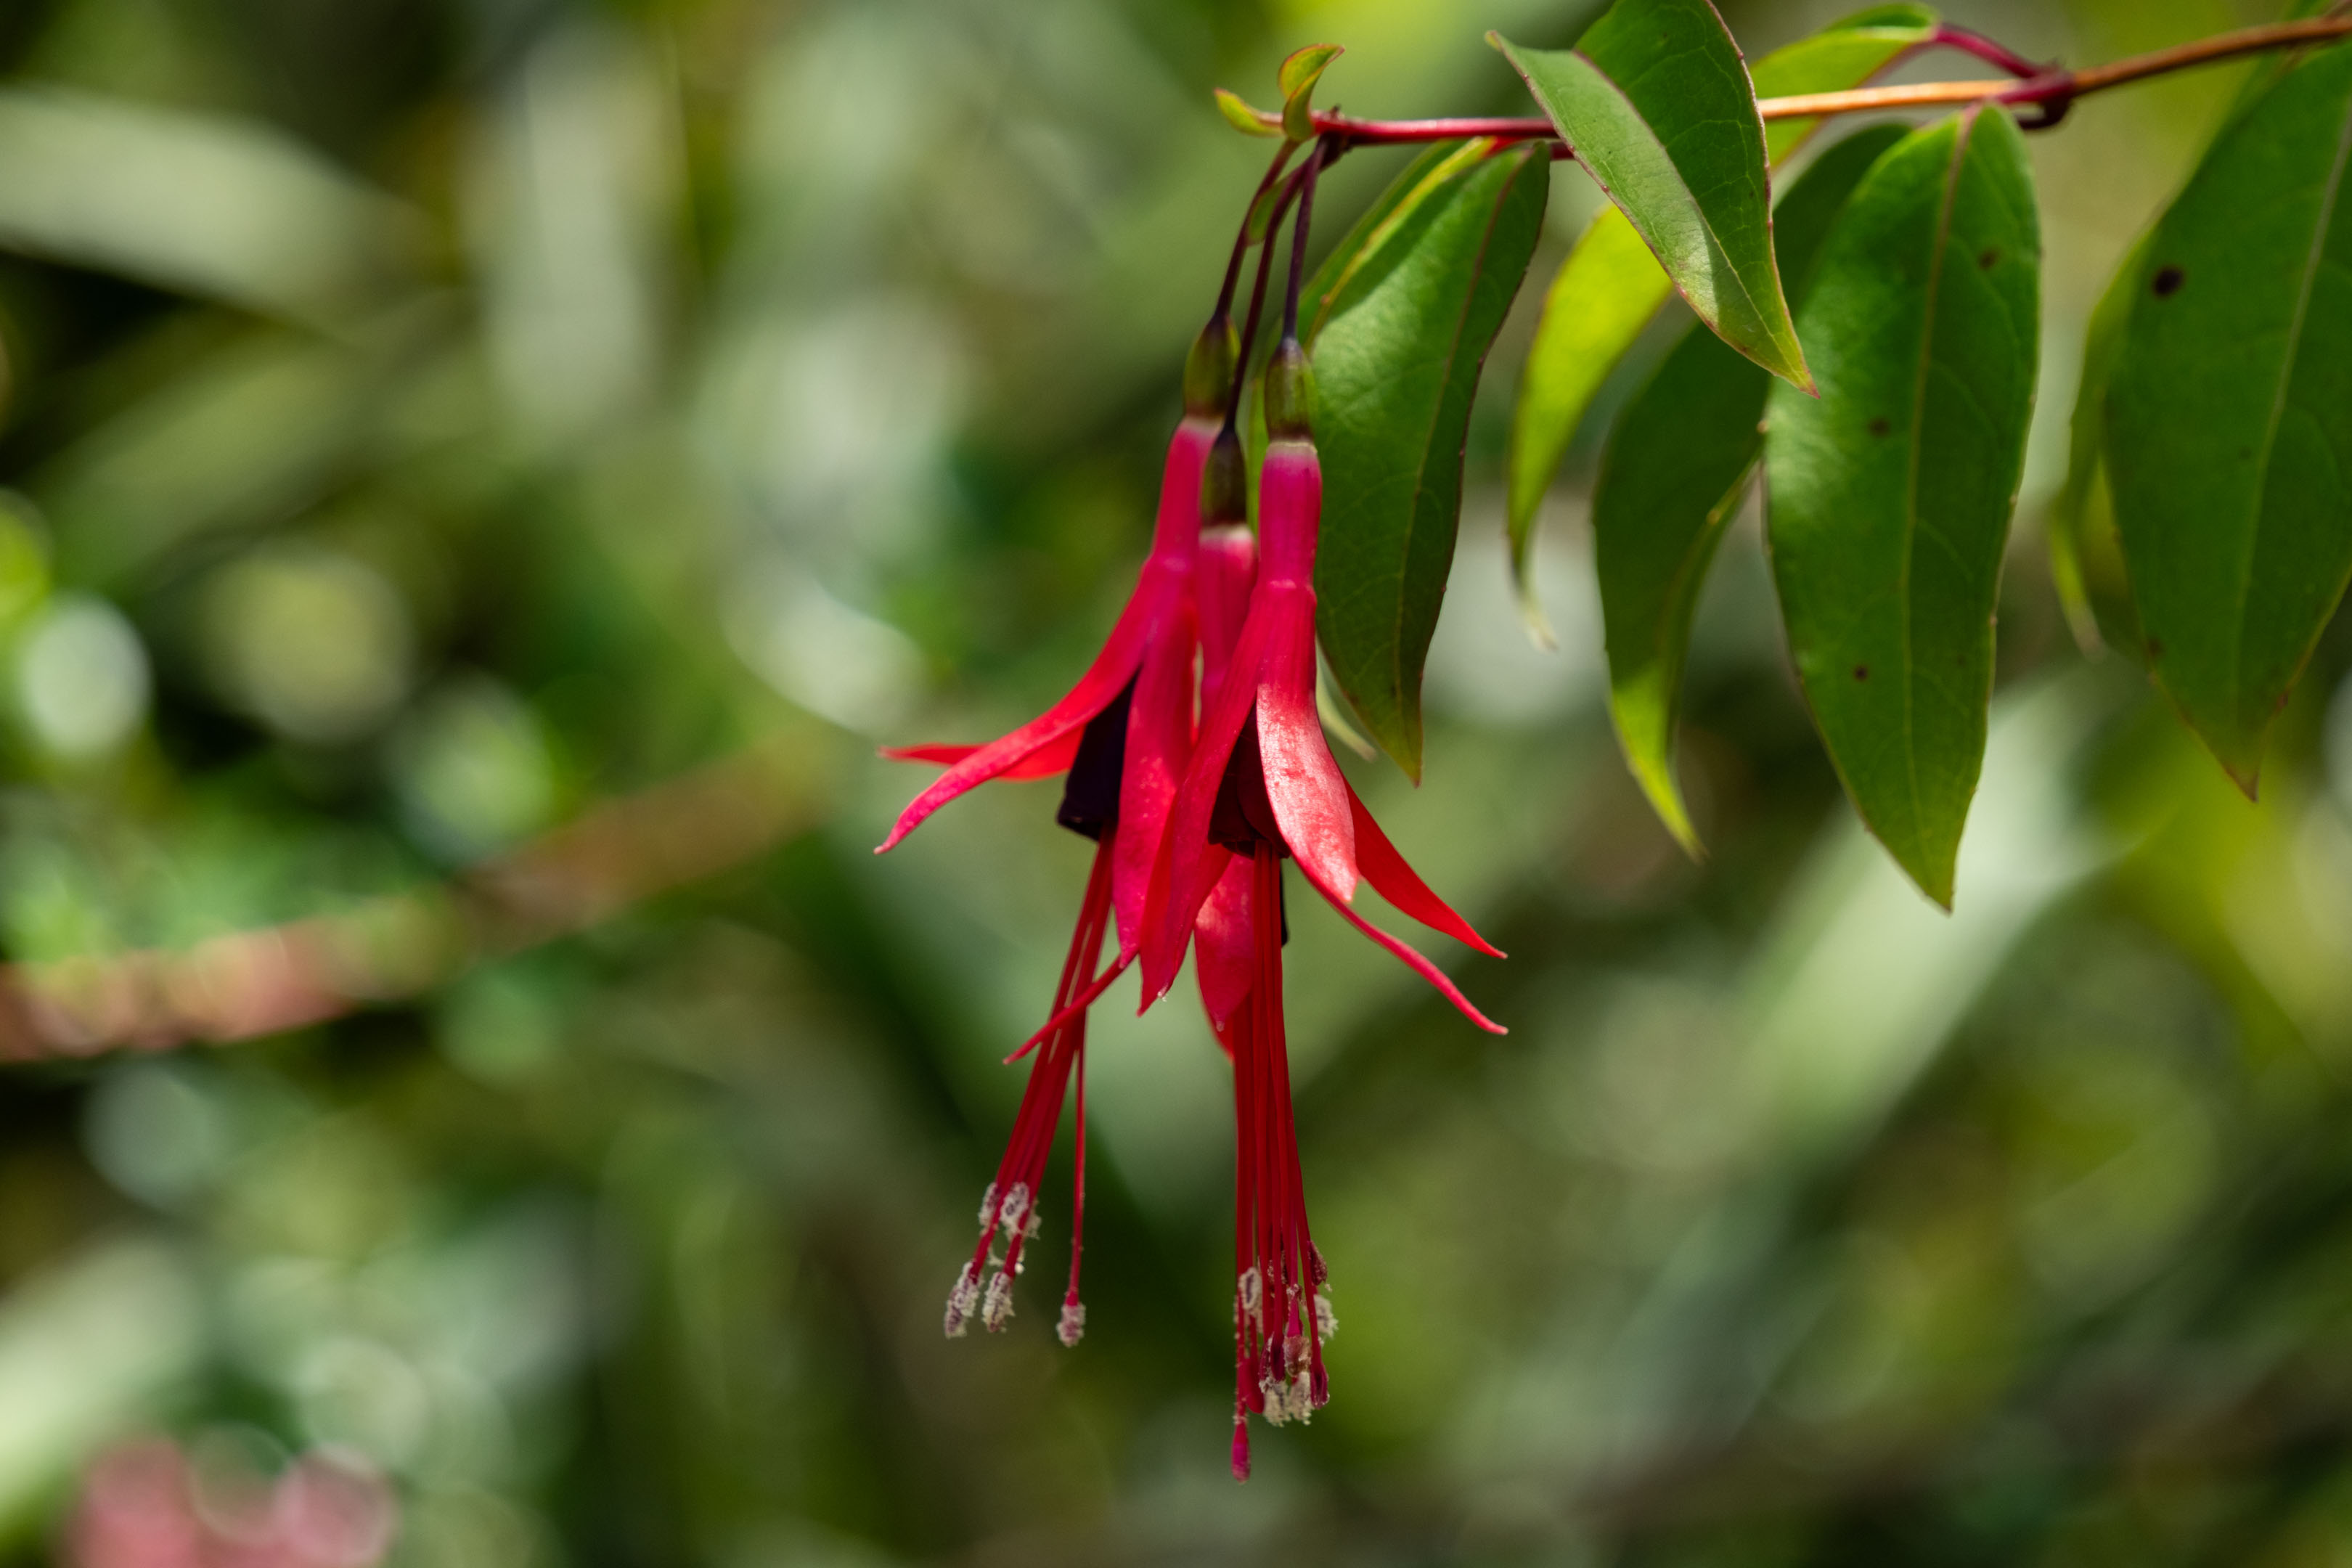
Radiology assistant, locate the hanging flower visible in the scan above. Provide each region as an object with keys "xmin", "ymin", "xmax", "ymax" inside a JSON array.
[
  {"xmin": 1142, "ymin": 338, "xmax": 1507, "ymax": 1034},
  {"xmin": 1172, "ymin": 322, "xmax": 1506, "ymax": 1477},
  {"xmin": 939, "ymin": 716, "xmax": 1118, "ymax": 1344},
  {"xmin": 1189, "ymin": 520, "xmax": 1264, "ymax": 1034},
  {"xmin": 896, "ymin": 321, "xmax": 1240, "ymax": 1343}
]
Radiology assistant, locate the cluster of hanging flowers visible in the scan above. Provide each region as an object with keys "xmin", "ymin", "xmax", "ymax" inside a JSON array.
[{"xmin": 877, "ymin": 134, "xmax": 1504, "ymax": 1481}]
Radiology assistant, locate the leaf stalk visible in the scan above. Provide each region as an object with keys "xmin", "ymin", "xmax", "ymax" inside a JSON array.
[{"xmin": 1244, "ymin": 17, "xmax": 2352, "ymax": 145}]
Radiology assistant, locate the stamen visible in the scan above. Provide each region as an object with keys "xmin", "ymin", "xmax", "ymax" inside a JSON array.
[
  {"xmin": 1000, "ymin": 1182, "xmax": 1031, "ymax": 1237},
  {"xmin": 1057, "ymin": 1296, "xmax": 1087, "ymax": 1347},
  {"xmin": 1314, "ymin": 1291, "xmax": 1338, "ymax": 1340},
  {"xmin": 1239, "ymin": 1266, "xmax": 1262, "ymax": 1314},
  {"xmin": 982, "ymin": 1271, "xmax": 1016, "ymax": 1333},
  {"xmin": 977, "ymin": 1183, "xmax": 998, "ymax": 1230},
  {"xmin": 1230, "ymin": 1419, "xmax": 1251, "ymax": 1483},
  {"xmin": 944, "ymin": 1265, "xmax": 981, "ymax": 1339}
]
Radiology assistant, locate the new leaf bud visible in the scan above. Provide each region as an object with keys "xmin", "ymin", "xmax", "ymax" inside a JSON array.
[{"xmin": 1265, "ymin": 338, "xmax": 1315, "ymax": 441}]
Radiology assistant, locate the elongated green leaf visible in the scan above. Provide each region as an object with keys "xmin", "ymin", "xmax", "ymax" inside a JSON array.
[
  {"xmin": 1493, "ymin": 4, "xmax": 1809, "ymax": 389},
  {"xmin": 1765, "ymin": 109, "xmax": 2041, "ymax": 907},
  {"xmin": 1306, "ymin": 142, "xmax": 1550, "ymax": 779},
  {"xmin": 2108, "ymin": 43, "xmax": 2352, "ymax": 793},
  {"xmin": 2050, "ymin": 231, "xmax": 2150, "ymax": 658},
  {"xmin": 1504, "ymin": 6, "xmax": 1936, "ymax": 630},
  {"xmin": 1596, "ymin": 125, "xmax": 1907, "ymax": 857}
]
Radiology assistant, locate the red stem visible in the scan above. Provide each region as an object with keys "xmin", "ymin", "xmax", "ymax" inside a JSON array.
[{"xmin": 1241, "ymin": 16, "xmax": 2352, "ymax": 146}]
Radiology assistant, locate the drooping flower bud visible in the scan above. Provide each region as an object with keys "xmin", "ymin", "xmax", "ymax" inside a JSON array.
[{"xmin": 1185, "ymin": 314, "xmax": 1241, "ymax": 420}]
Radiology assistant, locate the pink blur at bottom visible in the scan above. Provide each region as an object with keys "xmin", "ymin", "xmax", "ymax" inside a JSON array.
[{"xmin": 68, "ymin": 1438, "xmax": 396, "ymax": 1568}]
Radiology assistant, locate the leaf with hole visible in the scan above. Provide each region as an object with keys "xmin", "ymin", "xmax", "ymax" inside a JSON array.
[
  {"xmin": 1493, "ymin": 1, "xmax": 1808, "ymax": 390},
  {"xmin": 1595, "ymin": 124, "xmax": 1907, "ymax": 857},
  {"xmin": 1503, "ymin": 5, "xmax": 1936, "ymax": 630},
  {"xmin": 2107, "ymin": 41, "xmax": 2352, "ymax": 793},
  {"xmin": 1302, "ymin": 140, "xmax": 1549, "ymax": 780},
  {"xmin": 1765, "ymin": 108, "xmax": 2041, "ymax": 907}
]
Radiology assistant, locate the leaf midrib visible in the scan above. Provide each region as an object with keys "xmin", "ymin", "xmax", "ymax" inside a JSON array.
[
  {"xmin": 1570, "ymin": 50, "xmax": 1782, "ymax": 366},
  {"xmin": 2230, "ymin": 77, "xmax": 2352, "ymax": 735},
  {"xmin": 1902, "ymin": 112, "xmax": 1976, "ymax": 862}
]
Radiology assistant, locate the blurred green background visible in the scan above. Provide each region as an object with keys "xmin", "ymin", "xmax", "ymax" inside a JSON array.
[{"xmin": 1, "ymin": 0, "xmax": 2350, "ymax": 1562}]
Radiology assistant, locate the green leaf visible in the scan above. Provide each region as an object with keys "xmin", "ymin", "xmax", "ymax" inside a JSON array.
[
  {"xmin": 2049, "ymin": 230, "xmax": 2152, "ymax": 658},
  {"xmin": 1304, "ymin": 141, "xmax": 1550, "ymax": 779},
  {"xmin": 1503, "ymin": 6, "xmax": 1931, "ymax": 629},
  {"xmin": 1754, "ymin": 4, "xmax": 1939, "ymax": 164},
  {"xmin": 2109, "ymin": 43, "xmax": 2352, "ymax": 795},
  {"xmin": 1765, "ymin": 108, "xmax": 2041, "ymax": 907},
  {"xmin": 1596, "ymin": 125, "xmax": 1908, "ymax": 857},
  {"xmin": 1504, "ymin": 208, "xmax": 1671, "ymax": 644},
  {"xmin": 1493, "ymin": 4, "xmax": 1810, "ymax": 389},
  {"xmin": 1279, "ymin": 44, "xmax": 1342, "ymax": 142},
  {"xmin": 1215, "ymin": 88, "xmax": 1280, "ymax": 137}
]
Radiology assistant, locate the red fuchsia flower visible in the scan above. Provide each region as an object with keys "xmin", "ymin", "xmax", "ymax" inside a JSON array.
[
  {"xmin": 1188, "ymin": 520, "xmax": 1264, "ymax": 1034},
  {"xmin": 1150, "ymin": 324, "xmax": 1507, "ymax": 1478},
  {"xmin": 1142, "ymin": 338, "xmax": 1507, "ymax": 1034},
  {"xmin": 894, "ymin": 322, "xmax": 1238, "ymax": 1342}
]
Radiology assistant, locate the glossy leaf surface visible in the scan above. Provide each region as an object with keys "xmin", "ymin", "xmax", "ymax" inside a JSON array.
[
  {"xmin": 1596, "ymin": 125, "xmax": 1906, "ymax": 856},
  {"xmin": 1765, "ymin": 109, "xmax": 2040, "ymax": 907},
  {"xmin": 2107, "ymin": 42, "xmax": 2352, "ymax": 793},
  {"xmin": 1304, "ymin": 141, "xmax": 1548, "ymax": 779},
  {"xmin": 1504, "ymin": 5, "xmax": 1934, "ymax": 628},
  {"xmin": 1494, "ymin": 2, "xmax": 1808, "ymax": 388}
]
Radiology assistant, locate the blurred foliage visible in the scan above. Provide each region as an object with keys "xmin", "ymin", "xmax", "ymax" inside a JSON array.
[{"xmin": 1, "ymin": 0, "xmax": 2351, "ymax": 1564}]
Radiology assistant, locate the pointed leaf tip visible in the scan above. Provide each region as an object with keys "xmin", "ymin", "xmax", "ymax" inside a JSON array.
[
  {"xmin": 1279, "ymin": 43, "xmax": 1342, "ymax": 141},
  {"xmin": 2108, "ymin": 44, "xmax": 2352, "ymax": 797},
  {"xmin": 1216, "ymin": 88, "xmax": 1281, "ymax": 136},
  {"xmin": 1277, "ymin": 43, "xmax": 1344, "ymax": 100},
  {"xmin": 1501, "ymin": 3, "xmax": 1808, "ymax": 388},
  {"xmin": 1765, "ymin": 110, "xmax": 2038, "ymax": 915}
]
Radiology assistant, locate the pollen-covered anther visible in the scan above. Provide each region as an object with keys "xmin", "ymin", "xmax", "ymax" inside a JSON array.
[
  {"xmin": 1259, "ymin": 1373, "xmax": 1313, "ymax": 1426},
  {"xmin": 976, "ymin": 1183, "xmax": 999, "ymax": 1230},
  {"xmin": 1239, "ymin": 1267, "xmax": 1262, "ymax": 1314},
  {"xmin": 944, "ymin": 1265, "xmax": 981, "ymax": 1339},
  {"xmin": 1314, "ymin": 1291, "xmax": 1337, "ymax": 1339},
  {"xmin": 1057, "ymin": 1298, "xmax": 1087, "ymax": 1347},
  {"xmin": 982, "ymin": 1271, "xmax": 1016, "ymax": 1332},
  {"xmin": 999, "ymin": 1183, "xmax": 1031, "ymax": 1236}
]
